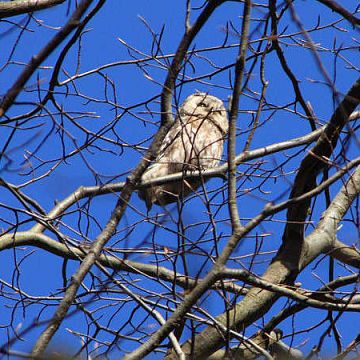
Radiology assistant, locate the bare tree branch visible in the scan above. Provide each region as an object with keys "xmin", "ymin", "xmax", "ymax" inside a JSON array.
[
  {"xmin": 0, "ymin": 0, "xmax": 94, "ymax": 118},
  {"xmin": 0, "ymin": 231, "xmax": 249, "ymax": 295},
  {"xmin": 326, "ymin": 239, "xmax": 360, "ymax": 269},
  {"xmin": 0, "ymin": 0, "xmax": 65, "ymax": 19},
  {"xmin": 263, "ymin": 274, "xmax": 360, "ymax": 333},
  {"xmin": 222, "ymin": 267, "xmax": 360, "ymax": 311},
  {"xmin": 316, "ymin": 0, "xmax": 360, "ymax": 27}
]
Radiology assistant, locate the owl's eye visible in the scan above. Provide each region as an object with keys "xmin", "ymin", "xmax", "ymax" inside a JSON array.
[{"xmin": 198, "ymin": 102, "xmax": 208, "ymax": 107}]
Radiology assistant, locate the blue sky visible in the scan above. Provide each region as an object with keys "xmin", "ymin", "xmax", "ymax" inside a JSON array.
[{"xmin": 0, "ymin": 0, "xmax": 359, "ymax": 358}]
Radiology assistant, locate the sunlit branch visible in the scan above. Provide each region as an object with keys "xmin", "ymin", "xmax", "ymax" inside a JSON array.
[
  {"xmin": 0, "ymin": 0, "xmax": 65, "ymax": 19},
  {"xmin": 227, "ymin": 0, "xmax": 251, "ymax": 232},
  {"xmin": 0, "ymin": 230, "xmax": 248, "ymax": 295},
  {"xmin": 262, "ymin": 274, "xmax": 360, "ymax": 334},
  {"xmin": 326, "ymin": 239, "xmax": 360, "ymax": 269},
  {"xmin": 221, "ymin": 268, "xmax": 360, "ymax": 311}
]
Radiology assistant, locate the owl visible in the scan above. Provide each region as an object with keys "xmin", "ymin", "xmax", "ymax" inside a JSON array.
[{"xmin": 138, "ymin": 92, "xmax": 228, "ymax": 210}]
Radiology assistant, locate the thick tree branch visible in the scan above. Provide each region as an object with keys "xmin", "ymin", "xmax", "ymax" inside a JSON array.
[
  {"xmin": 0, "ymin": 231, "xmax": 248, "ymax": 295},
  {"xmin": 263, "ymin": 274, "xmax": 360, "ymax": 332},
  {"xmin": 208, "ymin": 330, "xmax": 303, "ymax": 360},
  {"xmin": 316, "ymin": 0, "xmax": 360, "ymax": 27},
  {"xmin": 305, "ymin": 165, "xmax": 360, "ymax": 263},
  {"xmin": 222, "ymin": 267, "xmax": 360, "ymax": 311},
  {"xmin": 214, "ymin": 274, "xmax": 359, "ymax": 360},
  {"xmin": 280, "ymin": 77, "xmax": 360, "ymax": 267},
  {"xmin": 0, "ymin": 0, "xmax": 65, "ymax": 19},
  {"xmin": 326, "ymin": 239, "xmax": 360, "ymax": 269}
]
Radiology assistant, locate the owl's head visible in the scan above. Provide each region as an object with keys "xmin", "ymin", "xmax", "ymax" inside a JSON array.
[{"xmin": 179, "ymin": 92, "xmax": 228, "ymax": 134}]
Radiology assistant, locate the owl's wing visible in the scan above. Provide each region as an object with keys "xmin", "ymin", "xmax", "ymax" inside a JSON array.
[
  {"xmin": 156, "ymin": 121, "xmax": 183, "ymax": 160},
  {"xmin": 138, "ymin": 121, "xmax": 185, "ymax": 209},
  {"xmin": 163, "ymin": 118, "xmax": 216, "ymax": 170}
]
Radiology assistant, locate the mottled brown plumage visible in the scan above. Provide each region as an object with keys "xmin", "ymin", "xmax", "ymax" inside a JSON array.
[{"xmin": 138, "ymin": 93, "xmax": 228, "ymax": 209}]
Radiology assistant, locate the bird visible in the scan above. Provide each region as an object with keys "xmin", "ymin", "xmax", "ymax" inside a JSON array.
[{"xmin": 138, "ymin": 92, "xmax": 228, "ymax": 210}]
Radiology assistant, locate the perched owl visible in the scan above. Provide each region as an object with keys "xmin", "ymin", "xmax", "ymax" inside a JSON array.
[{"xmin": 138, "ymin": 92, "xmax": 228, "ymax": 210}]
